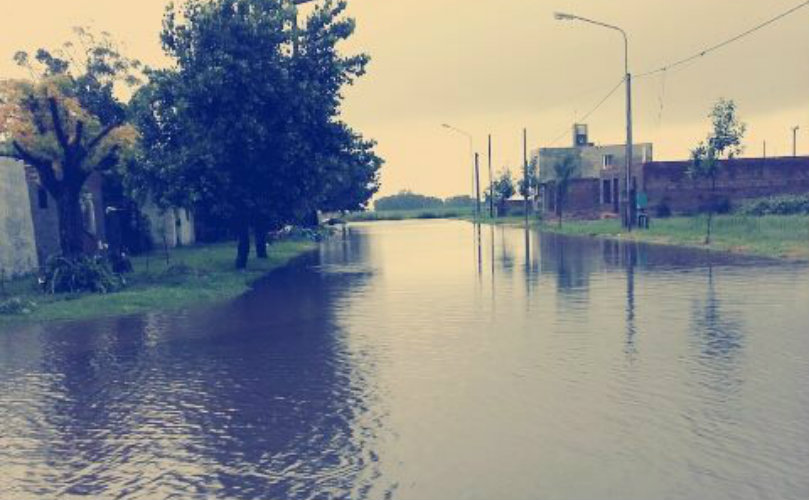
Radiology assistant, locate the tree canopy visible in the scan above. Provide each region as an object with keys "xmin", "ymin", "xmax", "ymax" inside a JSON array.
[
  {"xmin": 130, "ymin": 0, "xmax": 382, "ymax": 268},
  {"xmin": 374, "ymin": 190, "xmax": 444, "ymax": 211},
  {"xmin": 0, "ymin": 30, "xmax": 140, "ymax": 256}
]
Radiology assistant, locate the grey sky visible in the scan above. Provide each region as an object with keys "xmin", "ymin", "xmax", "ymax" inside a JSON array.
[{"xmin": 2, "ymin": 0, "xmax": 807, "ymax": 198}]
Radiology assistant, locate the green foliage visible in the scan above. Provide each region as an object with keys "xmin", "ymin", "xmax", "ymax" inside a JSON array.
[
  {"xmin": 707, "ymin": 98, "xmax": 747, "ymax": 159},
  {"xmin": 374, "ymin": 190, "xmax": 443, "ymax": 211},
  {"xmin": 537, "ymin": 215, "xmax": 809, "ymax": 260},
  {"xmin": 739, "ymin": 195, "xmax": 809, "ymax": 216},
  {"xmin": 444, "ymin": 195, "xmax": 475, "ymax": 208},
  {"xmin": 129, "ymin": 0, "xmax": 381, "ymax": 268},
  {"xmin": 688, "ymin": 98, "xmax": 746, "ymax": 244},
  {"xmin": 518, "ymin": 158, "xmax": 539, "ymax": 198},
  {"xmin": 552, "ymin": 154, "xmax": 579, "ymax": 224},
  {"xmin": 0, "ymin": 240, "xmax": 314, "ymax": 327},
  {"xmin": 485, "ymin": 169, "xmax": 515, "ymax": 209},
  {"xmin": 3, "ymin": 29, "xmax": 140, "ymax": 256},
  {"xmin": 42, "ymin": 255, "xmax": 124, "ymax": 295}
]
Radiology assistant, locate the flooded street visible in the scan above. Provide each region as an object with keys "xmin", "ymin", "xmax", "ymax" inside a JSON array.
[{"xmin": 1, "ymin": 220, "xmax": 808, "ymax": 499}]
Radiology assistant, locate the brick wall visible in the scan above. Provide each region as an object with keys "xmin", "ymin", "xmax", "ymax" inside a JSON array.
[
  {"xmin": 542, "ymin": 178, "xmax": 601, "ymax": 218},
  {"xmin": 642, "ymin": 157, "xmax": 809, "ymax": 215}
]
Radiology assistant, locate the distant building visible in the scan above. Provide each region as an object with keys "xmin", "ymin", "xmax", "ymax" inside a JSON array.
[
  {"xmin": 533, "ymin": 124, "xmax": 653, "ymax": 218},
  {"xmin": 528, "ymin": 127, "xmax": 809, "ymax": 218},
  {"xmin": 141, "ymin": 204, "xmax": 196, "ymax": 248}
]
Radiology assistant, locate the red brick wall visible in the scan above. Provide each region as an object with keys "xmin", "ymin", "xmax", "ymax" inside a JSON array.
[{"xmin": 642, "ymin": 157, "xmax": 809, "ymax": 215}]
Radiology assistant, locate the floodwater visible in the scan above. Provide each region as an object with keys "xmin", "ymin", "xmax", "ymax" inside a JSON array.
[{"xmin": 1, "ymin": 220, "xmax": 808, "ymax": 500}]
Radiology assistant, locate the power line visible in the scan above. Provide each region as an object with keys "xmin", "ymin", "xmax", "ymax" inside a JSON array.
[
  {"xmin": 637, "ymin": 0, "xmax": 809, "ymax": 78},
  {"xmin": 548, "ymin": 77, "xmax": 625, "ymax": 145}
]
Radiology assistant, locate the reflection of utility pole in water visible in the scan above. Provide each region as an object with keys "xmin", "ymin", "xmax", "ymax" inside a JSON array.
[
  {"xmin": 488, "ymin": 134, "xmax": 494, "ymax": 219},
  {"xmin": 476, "ymin": 223, "xmax": 483, "ymax": 278},
  {"xmin": 490, "ymin": 224, "xmax": 496, "ymax": 277},
  {"xmin": 624, "ymin": 242, "xmax": 637, "ymax": 357}
]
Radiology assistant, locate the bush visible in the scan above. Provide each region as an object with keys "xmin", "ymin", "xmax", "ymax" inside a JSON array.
[
  {"xmin": 0, "ymin": 297, "xmax": 36, "ymax": 315},
  {"xmin": 655, "ymin": 202, "xmax": 672, "ymax": 218},
  {"xmin": 42, "ymin": 255, "xmax": 125, "ymax": 295},
  {"xmin": 738, "ymin": 195, "xmax": 809, "ymax": 216}
]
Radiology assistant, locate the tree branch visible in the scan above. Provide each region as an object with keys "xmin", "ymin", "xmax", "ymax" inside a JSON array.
[
  {"xmin": 72, "ymin": 120, "xmax": 84, "ymax": 150},
  {"xmin": 87, "ymin": 123, "xmax": 120, "ymax": 152},
  {"xmin": 12, "ymin": 140, "xmax": 60, "ymax": 194},
  {"xmin": 92, "ymin": 145, "xmax": 121, "ymax": 172},
  {"xmin": 48, "ymin": 97, "xmax": 71, "ymax": 154}
]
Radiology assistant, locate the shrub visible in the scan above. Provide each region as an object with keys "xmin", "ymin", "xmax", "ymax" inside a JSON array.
[
  {"xmin": 655, "ymin": 202, "xmax": 672, "ymax": 218},
  {"xmin": 0, "ymin": 297, "xmax": 36, "ymax": 315},
  {"xmin": 42, "ymin": 255, "xmax": 124, "ymax": 295},
  {"xmin": 715, "ymin": 197, "xmax": 732, "ymax": 214},
  {"xmin": 738, "ymin": 195, "xmax": 809, "ymax": 216}
]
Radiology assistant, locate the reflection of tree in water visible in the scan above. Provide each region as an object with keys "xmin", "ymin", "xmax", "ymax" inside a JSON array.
[
  {"xmin": 6, "ymin": 241, "xmax": 386, "ymax": 499},
  {"xmin": 688, "ymin": 263, "xmax": 747, "ymax": 429},
  {"xmin": 538, "ymin": 233, "xmax": 594, "ymax": 295},
  {"xmin": 691, "ymin": 265, "xmax": 745, "ymax": 361}
]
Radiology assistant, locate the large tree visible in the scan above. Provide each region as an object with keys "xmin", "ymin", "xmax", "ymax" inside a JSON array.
[
  {"xmin": 0, "ymin": 32, "xmax": 139, "ymax": 256},
  {"xmin": 130, "ymin": 0, "xmax": 381, "ymax": 268}
]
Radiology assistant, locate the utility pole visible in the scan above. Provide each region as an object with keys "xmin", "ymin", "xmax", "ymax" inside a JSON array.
[
  {"xmin": 474, "ymin": 153, "xmax": 482, "ymax": 220},
  {"xmin": 554, "ymin": 12, "xmax": 633, "ymax": 230},
  {"xmin": 763, "ymin": 140, "xmax": 767, "ymax": 159},
  {"xmin": 488, "ymin": 134, "xmax": 494, "ymax": 218},
  {"xmin": 523, "ymin": 128, "xmax": 529, "ymax": 226},
  {"xmin": 792, "ymin": 126, "xmax": 800, "ymax": 157}
]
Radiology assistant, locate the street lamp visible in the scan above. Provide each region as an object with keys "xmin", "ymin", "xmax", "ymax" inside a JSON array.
[
  {"xmin": 554, "ymin": 12, "xmax": 634, "ymax": 230},
  {"xmin": 792, "ymin": 125, "xmax": 800, "ymax": 157},
  {"xmin": 442, "ymin": 123, "xmax": 480, "ymax": 218},
  {"xmin": 290, "ymin": 0, "xmax": 319, "ymax": 54}
]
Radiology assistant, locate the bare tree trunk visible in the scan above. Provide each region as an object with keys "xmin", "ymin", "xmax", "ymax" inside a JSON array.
[
  {"xmin": 254, "ymin": 222, "xmax": 268, "ymax": 259},
  {"xmin": 706, "ymin": 176, "xmax": 716, "ymax": 245},
  {"xmin": 235, "ymin": 219, "xmax": 251, "ymax": 269},
  {"xmin": 55, "ymin": 190, "xmax": 86, "ymax": 257},
  {"xmin": 705, "ymin": 211, "xmax": 713, "ymax": 245}
]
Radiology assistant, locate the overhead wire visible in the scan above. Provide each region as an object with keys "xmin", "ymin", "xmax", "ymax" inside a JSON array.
[
  {"xmin": 636, "ymin": 0, "xmax": 809, "ymax": 78},
  {"xmin": 547, "ymin": 77, "xmax": 625, "ymax": 145}
]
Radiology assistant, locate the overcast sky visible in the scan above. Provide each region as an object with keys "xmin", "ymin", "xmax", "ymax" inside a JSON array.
[{"xmin": 2, "ymin": 0, "xmax": 807, "ymax": 198}]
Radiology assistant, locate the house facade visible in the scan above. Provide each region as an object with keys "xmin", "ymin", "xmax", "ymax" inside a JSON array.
[
  {"xmin": 534, "ymin": 124, "xmax": 653, "ymax": 218},
  {"xmin": 1, "ymin": 158, "xmax": 196, "ymax": 275}
]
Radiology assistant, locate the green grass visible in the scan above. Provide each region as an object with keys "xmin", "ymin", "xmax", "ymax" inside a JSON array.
[
  {"xmin": 528, "ymin": 215, "xmax": 809, "ymax": 261},
  {"xmin": 0, "ymin": 239, "xmax": 315, "ymax": 328},
  {"xmin": 345, "ymin": 207, "xmax": 475, "ymax": 222}
]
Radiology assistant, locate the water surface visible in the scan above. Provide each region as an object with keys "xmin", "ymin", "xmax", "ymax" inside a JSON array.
[{"xmin": 2, "ymin": 220, "xmax": 808, "ymax": 499}]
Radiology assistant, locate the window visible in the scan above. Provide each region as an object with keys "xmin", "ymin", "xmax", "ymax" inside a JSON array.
[
  {"xmin": 37, "ymin": 188, "xmax": 48, "ymax": 209},
  {"xmin": 603, "ymin": 154, "xmax": 614, "ymax": 169}
]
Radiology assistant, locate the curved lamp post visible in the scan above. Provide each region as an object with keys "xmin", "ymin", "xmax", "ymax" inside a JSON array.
[
  {"xmin": 554, "ymin": 12, "xmax": 634, "ymax": 230},
  {"xmin": 442, "ymin": 123, "xmax": 480, "ymax": 219}
]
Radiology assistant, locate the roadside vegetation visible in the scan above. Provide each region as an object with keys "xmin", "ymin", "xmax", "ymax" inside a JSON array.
[
  {"xmin": 534, "ymin": 214, "xmax": 809, "ymax": 261},
  {"xmin": 0, "ymin": 238, "xmax": 316, "ymax": 328},
  {"xmin": 345, "ymin": 206, "xmax": 475, "ymax": 222}
]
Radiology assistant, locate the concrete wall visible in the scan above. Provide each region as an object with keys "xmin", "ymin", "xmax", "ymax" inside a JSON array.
[
  {"xmin": 541, "ymin": 178, "xmax": 601, "ymax": 218},
  {"xmin": 534, "ymin": 142, "xmax": 653, "ymax": 183},
  {"xmin": 144, "ymin": 205, "xmax": 196, "ymax": 248},
  {"xmin": 0, "ymin": 159, "xmax": 39, "ymax": 276},
  {"xmin": 642, "ymin": 157, "xmax": 809, "ymax": 215}
]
